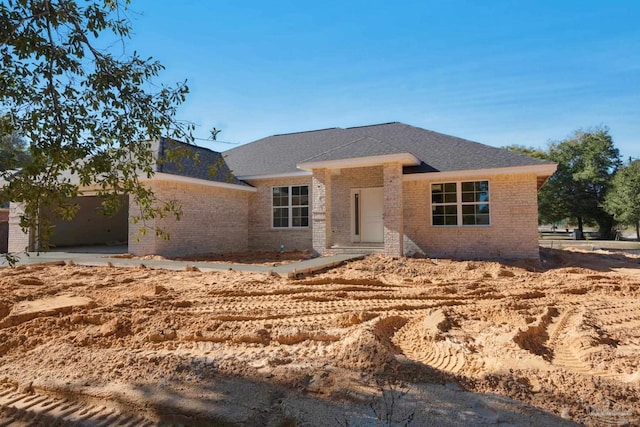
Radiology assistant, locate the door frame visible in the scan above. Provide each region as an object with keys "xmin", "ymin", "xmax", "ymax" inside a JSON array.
[{"xmin": 350, "ymin": 187, "xmax": 384, "ymax": 243}]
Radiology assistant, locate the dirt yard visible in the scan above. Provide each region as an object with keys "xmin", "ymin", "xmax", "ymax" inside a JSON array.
[{"xmin": 0, "ymin": 248, "xmax": 639, "ymax": 426}]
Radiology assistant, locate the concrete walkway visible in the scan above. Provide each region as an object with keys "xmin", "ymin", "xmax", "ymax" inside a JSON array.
[
  {"xmin": 539, "ymin": 239, "xmax": 640, "ymax": 253},
  {"xmin": 4, "ymin": 250, "xmax": 366, "ymax": 277}
]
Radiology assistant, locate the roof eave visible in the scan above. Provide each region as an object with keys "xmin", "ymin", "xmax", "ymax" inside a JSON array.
[
  {"xmin": 236, "ymin": 171, "xmax": 313, "ymax": 181},
  {"xmin": 297, "ymin": 153, "xmax": 421, "ymax": 171},
  {"xmin": 403, "ymin": 163, "xmax": 558, "ymax": 182},
  {"xmin": 143, "ymin": 172, "xmax": 256, "ymax": 192}
]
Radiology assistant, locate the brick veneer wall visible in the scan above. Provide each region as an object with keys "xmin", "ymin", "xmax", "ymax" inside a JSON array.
[
  {"xmin": 403, "ymin": 173, "xmax": 540, "ymax": 259},
  {"xmin": 127, "ymin": 194, "xmax": 157, "ymax": 255},
  {"xmin": 128, "ymin": 180, "xmax": 250, "ymax": 257},
  {"xmin": 245, "ymin": 176, "xmax": 313, "ymax": 252},
  {"xmin": 7, "ymin": 202, "xmax": 30, "ymax": 252}
]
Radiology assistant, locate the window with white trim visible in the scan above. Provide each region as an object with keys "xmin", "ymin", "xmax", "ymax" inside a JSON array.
[
  {"xmin": 431, "ymin": 181, "xmax": 490, "ymax": 226},
  {"xmin": 273, "ymin": 185, "xmax": 309, "ymax": 228}
]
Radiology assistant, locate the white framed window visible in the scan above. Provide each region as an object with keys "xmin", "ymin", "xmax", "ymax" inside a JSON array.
[
  {"xmin": 272, "ymin": 185, "xmax": 309, "ymax": 228},
  {"xmin": 431, "ymin": 180, "xmax": 490, "ymax": 226}
]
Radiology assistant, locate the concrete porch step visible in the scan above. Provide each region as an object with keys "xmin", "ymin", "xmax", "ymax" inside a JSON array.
[{"xmin": 329, "ymin": 245, "xmax": 385, "ymax": 255}]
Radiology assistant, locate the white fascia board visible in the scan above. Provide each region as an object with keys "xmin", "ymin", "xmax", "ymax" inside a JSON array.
[
  {"xmin": 145, "ymin": 172, "xmax": 256, "ymax": 192},
  {"xmin": 236, "ymin": 171, "xmax": 312, "ymax": 180},
  {"xmin": 403, "ymin": 163, "xmax": 558, "ymax": 181},
  {"xmin": 297, "ymin": 153, "xmax": 420, "ymax": 171}
]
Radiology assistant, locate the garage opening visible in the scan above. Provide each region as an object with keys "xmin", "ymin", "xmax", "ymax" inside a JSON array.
[
  {"xmin": 45, "ymin": 195, "xmax": 128, "ymax": 251},
  {"xmin": 0, "ymin": 207, "xmax": 8, "ymax": 253}
]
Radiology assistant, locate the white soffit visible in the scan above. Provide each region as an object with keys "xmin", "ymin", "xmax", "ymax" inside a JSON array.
[{"xmin": 403, "ymin": 163, "xmax": 558, "ymax": 181}]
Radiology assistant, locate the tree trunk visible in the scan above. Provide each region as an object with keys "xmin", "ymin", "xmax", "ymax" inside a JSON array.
[
  {"xmin": 596, "ymin": 214, "xmax": 616, "ymax": 240},
  {"xmin": 636, "ymin": 221, "xmax": 639, "ymax": 241},
  {"xmin": 577, "ymin": 217, "xmax": 584, "ymax": 239}
]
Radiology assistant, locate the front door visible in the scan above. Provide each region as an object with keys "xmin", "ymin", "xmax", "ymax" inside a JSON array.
[{"xmin": 352, "ymin": 187, "xmax": 384, "ymax": 243}]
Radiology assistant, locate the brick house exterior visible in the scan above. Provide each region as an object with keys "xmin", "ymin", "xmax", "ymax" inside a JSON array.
[
  {"xmin": 224, "ymin": 122, "xmax": 556, "ymax": 260},
  {"xmin": 6, "ymin": 123, "xmax": 556, "ymax": 260}
]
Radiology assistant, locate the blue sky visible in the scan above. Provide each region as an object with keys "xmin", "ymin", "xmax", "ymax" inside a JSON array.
[{"xmin": 126, "ymin": 0, "xmax": 639, "ymax": 160}]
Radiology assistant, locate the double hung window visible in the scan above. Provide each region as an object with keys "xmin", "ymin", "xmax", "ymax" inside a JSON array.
[
  {"xmin": 431, "ymin": 181, "xmax": 490, "ymax": 226},
  {"xmin": 273, "ymin": 185, "xmax": 309, "ymax": 228}
]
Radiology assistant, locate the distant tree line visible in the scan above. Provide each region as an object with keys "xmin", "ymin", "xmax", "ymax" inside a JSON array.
[{"xmin": 505, "ymin": 127, "xmax": 640, "ymax": 240}]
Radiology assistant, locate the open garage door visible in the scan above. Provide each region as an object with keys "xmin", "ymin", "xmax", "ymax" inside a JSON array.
[{"xmin": 47, "ymin": 195, "xmax": 128, "ymax": 250}]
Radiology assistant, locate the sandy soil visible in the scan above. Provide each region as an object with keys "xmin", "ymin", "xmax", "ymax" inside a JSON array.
[
  {"xmin": 112, "ymin": 250, "xmax": 313, "ymax": 266},
  {"xmin": 0, "ymin": 248, "xmax": 639, "ymax": 426}
]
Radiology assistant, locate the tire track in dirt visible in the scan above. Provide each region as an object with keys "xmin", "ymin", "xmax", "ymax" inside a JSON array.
[
  {"xmin": 0, "ymin": 384, "xmax": 153, "ymax": 426},
  {"xmin": 546, "ymin": 308, "xmax": 578, "ymax": 350},
  {"xmin": 551, "ymin": 345, "xmax": 615, "ymax": 378},
  {"xmin": 547, "ymin": 308, "xmax": 620, "ymax": 379},
  {"xmin": 402, "ymin": 340, "xmax": 469, "ymax": 373},
  {"xmin": 547, "ymin": 309, "xmax": 589, "ymax": 374},
  {"xmin": 190, "ymin": 297, "xmax": 463, "ymax": 321},
  {"xmin": 390, "ymin": 310, "xmax": 474, "ymax": 375},
  {"xmin": 591, "ymin": 300, "xmax": 640, "ymax": 329}
]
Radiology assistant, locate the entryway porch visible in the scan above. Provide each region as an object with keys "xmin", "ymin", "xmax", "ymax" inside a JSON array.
[
  {"xmin": 302, "ymin": 159, "xmax": 412, "ymax": 257},
  {"xmin": 329, "ymin": 242, "xmax": 385, "ymax": 255}
]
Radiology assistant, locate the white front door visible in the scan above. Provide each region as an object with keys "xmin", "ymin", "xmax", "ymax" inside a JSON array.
[{"xmin": 352, "ymin": 187, "xmax": 384, "ymax": 243}]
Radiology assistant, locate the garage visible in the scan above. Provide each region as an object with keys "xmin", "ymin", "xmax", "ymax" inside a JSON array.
[{"xmin": 46, "ymin": 195, "xmax": 129, "ymax": 251}]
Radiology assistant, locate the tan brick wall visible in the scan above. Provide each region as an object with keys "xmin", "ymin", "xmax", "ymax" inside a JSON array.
[
  {"xmin": 330, "ymin": 166, "xmax": 383, "ymax": 246},
  {"xmin": 128, "ymin": 194, "xmax": 157, "ymax": 255},
  {"xmin": 128, "ymin": 180, "xmax": 250, "ymax": 257},
  {"xmin": 246, "ymin": 176, "xmax": 313, "ymax": 252},
  {"xmin": 7, "ymin": 202, "xmax": 31, "ymax": 252},
  {"xmin": 403, "ymin": 173, "xmax": 540, "ymax": 259}
]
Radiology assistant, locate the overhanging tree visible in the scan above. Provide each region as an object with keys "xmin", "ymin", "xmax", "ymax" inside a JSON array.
[
  {"xmin": 538, "ymin": 127, "xmax": 621, "ymax": 239},
  {"xmin": 0, "ymin": 0, "xmax": 193, "ymax": 252},
  {"xmin": 604, "ymin": 160, "xmax": 640, "ymax": 240}
]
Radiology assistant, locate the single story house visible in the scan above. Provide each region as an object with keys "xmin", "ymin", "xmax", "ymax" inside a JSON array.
[{"xmin": 7, "ymin": 122, "xmax": 557, "ymax": 259}]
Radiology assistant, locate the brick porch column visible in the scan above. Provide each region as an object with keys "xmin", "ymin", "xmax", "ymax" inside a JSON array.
[
  {"xmin": 311, "ymin": 168, "xmax": 331, "ymax": 255},
  {"xmin": 383, "ymin": 162, "xmax": 403, "ymax": 257}
]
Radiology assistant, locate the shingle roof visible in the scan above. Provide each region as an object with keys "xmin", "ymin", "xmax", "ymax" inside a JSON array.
[
  {"xmin": 154, "ymin": 138, "xmax": 249, "ymax": 186},
  {"xmin": 300, "ymin": 136, "xmax": 404, "ymax": 163},
  {"xmin": 223, "ymin": 122, "xmax": 552, "ymax": 177}
]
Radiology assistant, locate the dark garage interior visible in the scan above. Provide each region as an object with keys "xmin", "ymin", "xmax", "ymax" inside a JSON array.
[{"xmin": 46, "ymin": 195, "xmax": 128, "ymax": 250}]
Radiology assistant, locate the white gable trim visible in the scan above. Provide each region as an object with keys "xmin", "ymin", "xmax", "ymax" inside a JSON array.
[
  {"xmin": 402, "ymin": 163, "xmax": 557, "ymax": 181},
  {"xmin": 144, "ymin": 172, "xmax": 256, "ymax": 192},
  {"xmin": 297, "ymin": 153, "xmax": 420, "ymax": 171}
]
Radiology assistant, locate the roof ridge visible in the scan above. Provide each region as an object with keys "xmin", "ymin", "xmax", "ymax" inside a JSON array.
[
  {"xmin": 272, "ymin": 127, "xmax": 340, "ymax": 137},
  {"xmin": 160, "ymin": 137, "xmax": 222, "ymax": 155},
  {"xmin": 299, "ymin": 135, "xmax": 396, "ymax": 163},
  {"xmin": 345, "ymin": 121, "xmax": 399, "ymax": 130}
]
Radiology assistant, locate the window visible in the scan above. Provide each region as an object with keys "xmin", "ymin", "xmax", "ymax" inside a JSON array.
[
  {"xmin": 431, "ymin": 181, "xmax": 489, "ymax": 226},
  {"xmin": 273, "ymin": 185, "xmax": 309, "ymax": 228}
]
